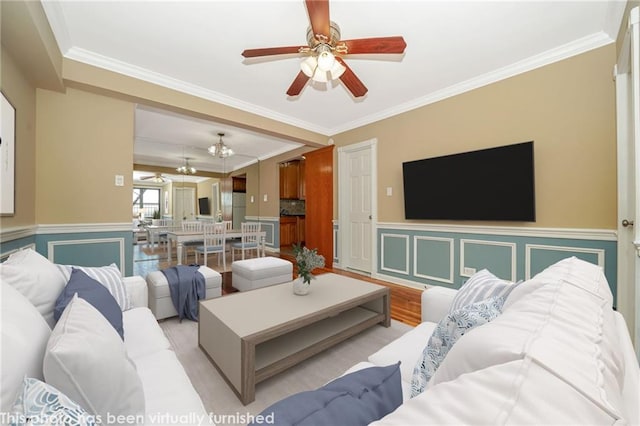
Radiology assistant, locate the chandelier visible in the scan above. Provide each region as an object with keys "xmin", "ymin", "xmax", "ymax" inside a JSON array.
[
  {"xmin": 176, "ymin": 158, "xmax": 196, "ymax": 175},
  {"xmin": 208, "ymin": 132, "xmax": 234, "ymax": 158}
]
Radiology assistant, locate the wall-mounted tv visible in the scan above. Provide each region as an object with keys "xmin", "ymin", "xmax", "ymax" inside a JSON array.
[
  {"xmin": 402, "ymin": 141, "xmax": 535, "ymax": 221},
  {"xmin": 198, "ymin": 197, "xmax": 211, "ymax": 215}
]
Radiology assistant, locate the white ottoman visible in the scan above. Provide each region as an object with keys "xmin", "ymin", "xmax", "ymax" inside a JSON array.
[
  {"xmin": 146, "ymin": 266, "xmax": 222, "ymax": 320},
  {"xmin": 232, "ymin": 257, "xmax": 293, "ymax": 292}
]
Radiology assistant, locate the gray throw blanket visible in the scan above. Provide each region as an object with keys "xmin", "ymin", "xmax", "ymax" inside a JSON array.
[{"xmin": 161, "ymin": 265, "xmax": 205, "ymax": 321}]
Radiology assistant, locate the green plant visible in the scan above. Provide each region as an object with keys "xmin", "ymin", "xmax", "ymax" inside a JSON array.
[
  {"xmin": 152, "ymin": 209, "xmax": 161, "ymax": 219},
  {"xmin": 293, "ymin": 243, "xmax": 325, "ymax": 284}
]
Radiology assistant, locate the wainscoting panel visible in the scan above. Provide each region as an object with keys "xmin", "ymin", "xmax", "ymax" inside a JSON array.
[
  {"xmin": 413, "ymin": 236, "xmax": 454, "ymax": 284},
  {"xmin": 247, "ymin": 216, "xmax": 278, "ymax": 250},
  {"xmin": 1, "ymin": 224, "xmax": 134, "ymax": 276},
  {"xmin": 380, "ymin": 233, "xmax": 410, "ymax": 275},
  {"xmin": 525, "ymin": 244, "xmax": 604, "ymax": 279},
  {"xmin": 461, "ymin": 239, "xmax": 517, "ymax": 281},
  {"xmin": 373, "ymin": 224, "xmax": 618, "ymax": 303},
  {"xmin": 47, "ymin": 238, "xmax": 125, "ymax": 271}
]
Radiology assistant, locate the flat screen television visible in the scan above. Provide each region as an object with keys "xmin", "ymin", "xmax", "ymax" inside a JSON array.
[
  {"xmin": 198, "ymin": 197, "xmax": 210, "ymax": 215},
  {"xmin": 402, "ymin": 141, "xmax": 535, "ymax": 221}
]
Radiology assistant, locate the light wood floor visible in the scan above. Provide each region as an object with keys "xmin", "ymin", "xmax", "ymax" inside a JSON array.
[{"xmin": 134, "ymin": 241, "xmax": 423, "ymax": 327}]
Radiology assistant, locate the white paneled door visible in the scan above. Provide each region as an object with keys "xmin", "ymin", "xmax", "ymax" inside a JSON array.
[
  {"xmin": 339, "ymin": 140, "xmax": 377, "ymax": 274},
  {"xmin": 615, "ymin": 7, "xmax": 639, "ymax": 359},
  {"xmin": 174, "ymin": 187, "xmax": 196, "ymax": 221}
]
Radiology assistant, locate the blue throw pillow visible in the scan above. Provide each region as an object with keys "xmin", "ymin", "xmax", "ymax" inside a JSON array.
[
  {"xmin": 252, "ymin": 362, "xmax": 402, "ymax": 426},
  {"xmin": 410, "ymin": 295, "xmax": 505, "ymax": 397},
  {"xmin": 54, "ymin": 268, "xmax": 124, "ymax": 339}
]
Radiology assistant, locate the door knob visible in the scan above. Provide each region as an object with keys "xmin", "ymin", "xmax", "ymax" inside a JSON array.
[{"xmin": 622, "ymin": 219, "xmax": 634, "ymax": 227}]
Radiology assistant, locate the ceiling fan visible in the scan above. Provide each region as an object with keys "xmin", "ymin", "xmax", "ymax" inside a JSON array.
[
  {"xmin": 241, "ymin": 0, "xmax": 407, "ymax": 98},
  {"xmin": 140, "ymin": 173, "xmax": 169, "ymax": 183}
]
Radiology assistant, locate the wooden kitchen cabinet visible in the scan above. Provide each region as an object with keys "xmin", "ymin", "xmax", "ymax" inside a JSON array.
[
  {"xmin": 280, "ymin": 216, "xmax": 297, "ymax": 246},
  {"xmin": 232, "ymin": 177, "xmax": 246, "ymax": 192},
  {"xmin": 280, "ymin": 216, "xmax": 305, "ymax": 247},
  {"xmin": 298, "ymin": 159, "xmax": 306, "ymax": 200},
  {"xmin": 297, "ymin": 216, "xmax": 305, "ymax": 244},
  {"xmin": 279, "ymin": 162, "xmax": 299, "ymax": 199}
]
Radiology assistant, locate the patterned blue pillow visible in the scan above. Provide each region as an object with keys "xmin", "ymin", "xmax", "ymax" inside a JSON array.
[
  {"xmin": 410, "ymin": 296, "xmax": 505, "ymax": 398},
  {"xmin": 11, "ymin": 377, "xmax": 96, "ymax": 426}
]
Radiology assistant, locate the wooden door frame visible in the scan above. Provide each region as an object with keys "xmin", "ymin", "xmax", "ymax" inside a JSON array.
[{"xmin": 338, "ymin": 138, "xmax": 377, "ymax": 275}]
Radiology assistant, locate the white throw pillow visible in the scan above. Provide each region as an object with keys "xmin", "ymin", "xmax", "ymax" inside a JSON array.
[
  {"xmin": 56, "ymin": 263, "xmax": 131, "ymax": 311},
  {"xmin": 449, "ymin": 269, "xmax": 517, "ymax": 313},
  {"xmin": 0, "ymin": 282, "xmax": 52, "ymax": 414},
  {"xmin": 44, "ymin": 295, "xmax": 145, "ymax": 424},
  {"xmin": 0, "ymin": 248, "xmax": 66, "ymax": 327}
]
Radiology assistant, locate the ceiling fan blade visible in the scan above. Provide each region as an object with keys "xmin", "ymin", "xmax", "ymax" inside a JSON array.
[
  {"xmin": 242, "ymin": 46, "xmax": 306, "ymax": 58},
  {"xmin": 286, "ymin": 71, "xmax": 310, "ymax": 96},
  {"xmin": 336, "ymin": 57, "xmax": 368, "ymax": 98},
  {"xmin": 339, "ymin": 36, "xmax": 407, "ymax": 55},
  {"xmin": 305, "ymin": 0, "xmax": 330, "ymax": 41}
]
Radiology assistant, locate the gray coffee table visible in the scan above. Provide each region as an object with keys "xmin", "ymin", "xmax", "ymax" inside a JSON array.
[{"xmin": 198, "ymin": 273, "xmax": 390, "ymax": 405}]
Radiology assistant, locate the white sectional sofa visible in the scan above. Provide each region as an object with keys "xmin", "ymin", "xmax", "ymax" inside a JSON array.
[
  {"xmin": 0, "ymin": 249, "xmax": 210, "ymax": 425},
  {"xmin": 346, "ymin": 257, "xmax": 640, "ymax": 424}
]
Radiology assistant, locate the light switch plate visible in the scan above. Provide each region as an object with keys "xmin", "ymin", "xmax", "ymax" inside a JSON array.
[
  {"xmin": 263, "ymin": 194, "xmax": 268, "ymax": 202},
  {"xmin": 386, "ymin": 187, "xmax": 393, "ymax": 196},
  {"xmin": 115, "ymin": 175, "xmax": 124, "ymax": 186}
]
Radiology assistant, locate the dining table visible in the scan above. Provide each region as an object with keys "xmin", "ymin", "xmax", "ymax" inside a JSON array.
[{"xmin": 166, "ymin": 229, "xmax": 266, "ymax": 265}]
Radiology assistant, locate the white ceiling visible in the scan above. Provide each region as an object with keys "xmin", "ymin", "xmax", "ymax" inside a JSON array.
[
  {"xmin": 134, "ymin": 104, "xmax": 304, "ymax": 174},
  {"xmin": 41, "ymin": 0, "xmax": 626, "ymax": 174}
]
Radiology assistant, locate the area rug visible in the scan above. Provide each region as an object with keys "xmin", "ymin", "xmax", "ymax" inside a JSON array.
[{"xmin": 160, "ymin": 316, "xmax": 412, "ymax": 425}]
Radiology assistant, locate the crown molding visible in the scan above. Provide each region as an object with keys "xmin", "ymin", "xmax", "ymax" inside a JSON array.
[
  {"xmin": 40, "ymin": 1, "xmax": 72, "ymax": 54},
  {"xmin": 60, "ymin": 26, "xmax": 612, "ymax": 137},
  {"xmin": 64, "ymin": 47, "xmax": 332, "ymax": 136},
  {"xmin": 328, "ymin": 32, "xmax": 614, "ymax": 135}
]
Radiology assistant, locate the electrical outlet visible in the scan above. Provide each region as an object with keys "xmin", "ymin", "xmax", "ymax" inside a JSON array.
[
  {"xmin": 386, "ymin": 187, "xmax": 393, "ymax": 196},
  {"xmin": 463, "ymin": 267, "xmax": 476, "ymax": 276}
]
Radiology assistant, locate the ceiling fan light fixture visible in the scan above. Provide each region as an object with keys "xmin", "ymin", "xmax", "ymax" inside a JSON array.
[
  {"xmin": 301, "ymin": 56, "xmax": 317, "ymax": 77},
  {"xmin": 311, "ymin": 68, "xmax": 328, "ymax": 83},
  {"xmin": 329, "ymin": 60, "xmax": 346, "ymax": 80},
  {"xmin": 316, "ymin": 45, "xmax": 335, "ymax": 72}
]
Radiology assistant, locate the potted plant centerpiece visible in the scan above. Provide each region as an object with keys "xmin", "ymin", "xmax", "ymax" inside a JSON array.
[{"xmin": 292, "ymin": 243, "xmax": 325, "ymax": 295}]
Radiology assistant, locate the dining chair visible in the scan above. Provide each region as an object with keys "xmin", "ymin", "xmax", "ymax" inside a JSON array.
[
  {"xmin": 181, "ymin": 220, "xmax": 203, "ymax": 262},
  {"xmin": 231, "ymin": 222, "xmax": 261, "ymax": 261},
  {"xmin": 195, "ymin": 223, "xmax": 226, "ymax": 270},
  {"xmin": 155, "ymin": 219, "xmax": 175, "ymax": 246}
]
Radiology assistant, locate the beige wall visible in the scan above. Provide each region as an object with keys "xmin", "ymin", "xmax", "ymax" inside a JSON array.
[
  {"xmin": 0, "ymin": 49, "xmax": 37, "ymax": 228},
  {"xmin": 332, "ymin": 44, "xmax": 617, "ymax": 229},
  {"xmin": 35, "ymin": 87, "xmax": 134, "ymax": 223},
  {"xmin": 1, "ymin": 0, "xmax": 620, "ymax": 234}
]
